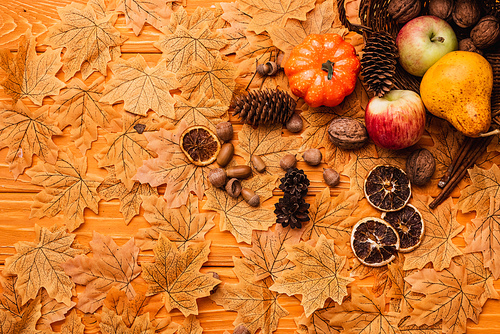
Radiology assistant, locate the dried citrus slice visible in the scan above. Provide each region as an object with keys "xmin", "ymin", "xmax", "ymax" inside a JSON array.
[
  {"xmin": 351, "ymin": 217, "xmax": 399, "ymax": 267},
  {"xmin": 180, "ymin": 125, "xmax": 221, "ymax": 166},
  {"xmin": 364, "ymin": 165, "xmax": 411, "ymax": 212},
  {"xmin": 381, "ymin": 204, "xmax": 424, "ymax": 253}
]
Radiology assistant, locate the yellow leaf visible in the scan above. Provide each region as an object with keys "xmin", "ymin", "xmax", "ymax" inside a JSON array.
[
  {"xmin": 178, "ymin": 315, "xmax": 203, "ymax": 334},
  {"xmin": 203, "ymin": 175, "xmax": 277, "ymax": 244},
  {"xmin": 458, "ymin": 164, "xmax": 500, "ymax": 214},
  {"xmin": 4, "ymin": 225, "xmax": 82, "ymax": 306},
  {"xmin": 0, "ymin": 30, "xmax": 65, "ymax": 105},
  {"xmin": 270, "ymin": 235, "xmax": 353, "ymax": 317},
  {"xmin": 27, "ymin": 149, "xmax": 102, "ymax": 231},
  {"xmin": 100, "ymin": 55, "xmax": 179, "ymax": 117},
  {"xmin": 45, "ymin": 0, "xmax": 127, "ymax": 81},
  {"xmin": 142, "ymin": 234, "xmax": 219, "ymax": 317},
  {"xmin": 100, "ymin": 307, "xmax": 155, "ymax": 334},
  {"xmin": 0, "ymin": 295, "xmax": 41, "ymax": 334},
  {"xmin": 173, "ymin": 94, "xmax": 228, "ymax": 131},
  {"xmin": 211, "ymin": 257, "xmax": 288, "ymax": 334},
  {"xmin": 295, "ymin": 300, "xmax": 342, "ymax": 334},
  {"xmin": 164, "ymin": 6, "xmax": 225, "ymax": 34},
  {"xmin": 110, "ymin": 0, "xmax": 174, "ymax": 35},
  {"xmin": 0, "ymin": 101, "xmax": 61, "ymax": 179},
  {"xmin": 61, "ymin": 309, "xmax": 84, "ymax": 334},
  {"xmin": 39, "ymin": 289, "xmax": 76, "ymax": 330}
]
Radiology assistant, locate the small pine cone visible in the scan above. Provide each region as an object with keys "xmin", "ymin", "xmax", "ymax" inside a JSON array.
[
  {"xmin": 361, "ymin": 32, "xmax": 398, "ymax": 97},
  {"xmin": 279, "ymin": 167, "xmax": 310, "ymax": 198},
  {"xmin": 232, "ymin": 88, "xmax": 296, "ymax": 126},
  {"xmin": 274, "ymin": 194, "xmax": 310, "ymax": 229}
]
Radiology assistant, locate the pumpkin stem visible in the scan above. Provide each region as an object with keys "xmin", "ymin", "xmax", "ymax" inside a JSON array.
[{"xmin": 322, "ymin": 60, "xmax": 334, "ymax": 80}]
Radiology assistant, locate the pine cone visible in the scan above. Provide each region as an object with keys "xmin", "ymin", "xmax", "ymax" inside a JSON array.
[
  {"xmin": 361, "ymin": 32, "xmax": 398, "ymax": 97},
  {"xmin": 232, "ymin": 88, "xmax": 296, "ymax": 126},
  {"xmin": 274, "ymin": 194, "xmax": 310, "ymax": 229},
  {"xmin": 279, "ymin": 167, "xmax": 310, "ymax": 198}
]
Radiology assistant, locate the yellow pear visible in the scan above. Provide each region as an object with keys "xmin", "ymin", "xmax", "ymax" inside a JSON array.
[{"xmin": 420, "ymin": 51, "xmax": 492, "ymax": 137}]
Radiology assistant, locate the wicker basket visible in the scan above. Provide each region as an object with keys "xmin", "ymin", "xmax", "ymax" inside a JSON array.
[{"xmin": 338, "ymin": 0, "xmax": 500, "ymax": 126}]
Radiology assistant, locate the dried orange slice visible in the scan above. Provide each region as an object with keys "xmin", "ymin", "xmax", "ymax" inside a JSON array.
[
  {"xmin": 381, "ymin": 204, "xmax": 424, "ymax": 253},
  {"xmin": 351, "ymin": 217, "xmax": 399, "ymax": 267},
  {"xmin": 180, "ymin": 125, "xmax": 221, "ymax": 166},
  {"xmin": 364, "ymin": 165, "xmax": 411, "ymax": 212}
]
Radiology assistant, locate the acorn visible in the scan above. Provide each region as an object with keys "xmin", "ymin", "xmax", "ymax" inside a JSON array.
[
  {"xmin": 280, "ymin": 154, "xmax": 297, "ymax": 170},
  {"xmin": 226, "ymin": 165, "xmax": 252, "ymax": 179},
  {"xmin": 323, "ymin": 168, "xmax": 340, "ymax": 187},
  {"xmin": 225, "ymin": 178, "xmax": 242, "ymax": 198},
  {"xmin": 208, "ymin": 168, "xmax": 227, "ymax": 188},
  {"xmin": 251, "ymin": 155, "xmax": 266, "ymax": 173},
  {"xmin": 256, "ymin": 61, "xmax": 279, "ymax": 76},
  {"xmin": 217, "ymin": 143, "xmax": 234, "ymax": 167},
  {"xmin": 216, "ymin": 122, "xmax": 233, "ymax": 142},
  {"xmin": 286, "ymin": 113, "xmax": 303, "ymax": 133},
  {"xmin": 233, "ymin": 324, "xmax": 250, "ymax": 334},
  {"xmin": 302, "ymin": 148, "xmax": 322, "ymax": 166},
  {"xmin": 241, "ymin": 188, "xmax": 260, "ymax": 207}
]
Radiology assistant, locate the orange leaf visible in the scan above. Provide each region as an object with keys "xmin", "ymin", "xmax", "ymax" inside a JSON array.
[
  {"xmin": 178, "ymin": 315, "xmax": 203, "ymax": 334},
  {"xmin": 458, "ymin": 164, "xmax": 500, "ymax": 214},
  {"xmin": 61, "ymin": 309, "xmax": 84, "ymax": 334},
  {"xmin": 173, "ymin": 94, "xmax": 228, "ymax": 131},
  {"xmin": 110, "ymin": 0, "xmax": 174, "ymax": 35}
]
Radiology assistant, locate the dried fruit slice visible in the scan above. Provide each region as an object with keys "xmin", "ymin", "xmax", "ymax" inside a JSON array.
[
  {"xmin": 381, "ymin": 204, "xmax": 424, "ymax": 253},
  {"xmin": 351, "ymin": 217, "xmax": 400, "ymax": 267},
  {"xmin": 364, "ymin": 165, "xmax": 411, "ymax": 212},
  {"xmin": 180, "ymin": 125, "xmax": 221, "ymax": 166}
]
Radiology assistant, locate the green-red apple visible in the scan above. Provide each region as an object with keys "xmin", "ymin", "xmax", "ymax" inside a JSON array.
[{"xmin": 396, "ymin": 15, "xmax": 458, "ymax": 77}]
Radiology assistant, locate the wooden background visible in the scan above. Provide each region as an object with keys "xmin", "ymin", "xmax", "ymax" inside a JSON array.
[{"xmin": 0, "ymin": 0, "xmax": 500, "ymax": 333}]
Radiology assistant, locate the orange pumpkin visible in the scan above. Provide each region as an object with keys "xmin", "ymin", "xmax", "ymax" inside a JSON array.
[{"xmin": 284, "ymin": 34, "xmax": 361, "ymax": 108}]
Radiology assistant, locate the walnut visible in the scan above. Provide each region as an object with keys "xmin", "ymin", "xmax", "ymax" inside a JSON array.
[
  {"xmin": 428, "ymin": 0, "xmax": 454, "ymax": 20},
  {"xmin": 471, "ymin": 15, "xmax": 500, "ymax": 49},
  {"xmin": 328, "ymin": 117, "xmax": 368, "ymax": 150},
  {"xmin": 405, "ymin": 149, "xmax": 436, "ymax": 186},
  {"xmin": 388, "ymin": 0, "xmax": 422, "ymax": 24},
  {"xmin": 458, "ymin": 38, "xmax": 483, "ymax": 55},
  {"xmin": 452, "ymin": 0, "xmax": 480, "ymax": 28}
]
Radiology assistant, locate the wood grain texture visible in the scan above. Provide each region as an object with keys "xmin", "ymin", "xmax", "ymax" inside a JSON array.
[{"xmin": 0, "ymin": 0, "xmax": 499, "ymax": 333}]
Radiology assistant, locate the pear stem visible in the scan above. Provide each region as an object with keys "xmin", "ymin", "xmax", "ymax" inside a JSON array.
[
  {"xmin": 478, "ymin": 128, "xmax": 500, "ymax": 137},
  {"xmin": 431, "ymin": 36, "xmax": 445, "ymax": 43}
]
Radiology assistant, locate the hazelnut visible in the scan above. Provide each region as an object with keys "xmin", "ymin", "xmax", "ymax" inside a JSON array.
[
  {"xmin": 225, "ymin": 178, "xmax": 242, "ymax": 198},
  {"xmin": 286, "ymin": 113, "xmax": 303, "ymax": 133},
  {"xmin": 241, "ymin": 188, "xmax": 260, "ymax": 207},
  {"xmin": 226, "ymin": 165, "xmax": 252, "ymax": 179},
  {"xmin": 328, "ymin": 117, "xmax": 368, "ymax": 150},
  {"xmin": 280, "ymin": 154, "xmax": 297, "ymax": 170},
  {"xmin": 405, "ymin": 148, "xmax": 436, "ymax": 186},
  {"xmin": 428, "ymin": 0, "xmax": 454, "ymax": 20},
  {"xmin": 388, "ymin": 0, "xmax": 422, "ymax": 24},
  {"xmin": 233, "ymin": 324, "xmax": 250, "ymax": 334},
  {"xmin": 452, "ymin": 0, "xmax": 480, "ymax": 28},
  {"xmin": 208, "ymin": 168, "xmax": 227, "ymax": 188},
  {"xmin": 216, "ymin": 122, "xmax": 233, "ymax": 142},
  {"xmin": 251, "ymin": 155, "xmax": 266, "ymax": 173},
  {"xmin": 302, "ymin": 148, "xmax": 322, "ymax": 166},
  {"xmin": 323, "ymin": 168, "xmax": 340, "ymax": 187},
  {"xmin": 471, "ymin": 15, "xmax": 500, "ymax": 49},
  {"xmin": 217, "ymin": 142, "xmax": 234, "ymax": 167}
]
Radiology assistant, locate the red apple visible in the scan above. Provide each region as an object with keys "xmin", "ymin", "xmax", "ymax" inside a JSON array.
[{"xmin": 365, "ymin": 90, "xmax": 425, "ymax": 150}]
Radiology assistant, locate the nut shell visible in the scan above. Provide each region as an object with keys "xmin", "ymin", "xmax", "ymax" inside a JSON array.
[
  {"xmin": 405, "ymin": 149, "xmax": 436, "ymax": 186},
  {"xmin": 286, "ymin": 113, "xmax": 303, "ymax": 133},
  {"xmin": 428, "ymin": 0, "xmax": 454, "ymax": 20},
  {"xmin": 388, "ymin": 0, "xmax": 422, "ymax": 24},
  {"xmin": 225, "ymin": 178, "xmax": 242, "ymax": 198},
  {"xmin": 323, "ymin": 168, "xmax": 340, "ymax": 187},
  {"xmin": 216, "ymin": 122, "xmax": 233, "ymax": 142},
  {"xmin": 328, "ymin": 117, "xmax": 368, "ymax": 150},
  {"xmin": 458, "ymin": 38, "xmax": 483, "ymax": 55},
  {"xmin": 452, "ymin": 0, "xmax": 480, "ymax": 28},
  {"xmin": 208, "ymin": 168, "xmax": 227, "ymax": 188},
  {"xmin": 471, "ymin": 15, "xmax": 500, "ymax": 49},
  {"xmin": 280, "ymin": 154, "xmax": 297, "ymax": 170},
  {"xmin": 302, "ymin": 148, "xmax": 322, "ymax": 166}
]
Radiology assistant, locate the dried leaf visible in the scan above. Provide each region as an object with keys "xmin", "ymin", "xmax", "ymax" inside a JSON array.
[
  {"xmin": 96, "ymin": 112, "xmax": 166, "ymax": 191},
  {"xmin": 136, "ymin": 194, "xmax": 215, "ymax": 251},
  {"xmin": 403, "ymin": 194, "xmax": 463, "ymax": 271},
  {"xmin": 142, "ymin": 234, "xmax": 219, "ymax": 317},
  {"xmin": 386, "ymin": 256, "xmax": 421, "ymax": 316},
  {"xmin": 156, "ymin": 24, "xmax": 227, "ymax": 73},
  {"xmin": 235, "ymin": 31, "xmax": 278, "ymax": 63},
  {"xmin": 0, "ymin": 101, "xmax": 61, "ymax": 179},
  {"xmin": 404, "ymin": 260, "xmax": 483, "ymax": 334},
  {"xmin": 328, "ymin": 286, "xmax": 401, "ymax": 334},
  {"xmin": 465, "ymin": 197, "xmax": 500, "ymax": 278},
  {"xmin": 220, "ymin": 26, "xmax": 249, "ymax": 56},
  {"xmin": 39, "ymin": 289, "xmax": 76, "ymax": 330},
  {"xmin": 0, "ymin": 30, "xmax": 65, "ymax": 105},
  {"xmin": 240, "ymin": 227, "xmax": 301, "ymax": 282},
  {"xmin": 61, "ymin": 309, "xmax": 84, "ymax": 334},
  {"xmin": 164, "ymin": 6, "xmax": 226, "ymax": 34},
  {"xmin": 61, "ymin": 232, "xmax": 142, "ymax": 313},
  {"xmin": 239, "ymin": 0, "xmax": 316, "ymax": 34},
  {"xmin": 220, "ymin": 1, "xmax": 252, "ymax": 29},
  {"xmin": 0, "ymin": 274, "xmax": 23, "ymax": 319},
  {"xmin": 178, "ymin": 315, "xmax": 203, "ymax": 334},
  {"xmin": 270, "ymin": 235, "xmax": 353, "ymax": 317},
  {"xmin": 462, "ymin": 253, "xmax": 500, "ymax": 306},
  {"xmin": 4, "ymin": 225, "xmax": 82, "ymax": 306},
  {"xmin": 133, "ymin": 123, "xmax": 211, "ymax": 208},
  {"xmin": 51, "ymin": 77, "xmax": 120, "ymax": 155},
  {"xmin": 236, "ymin": 124, "xmax": 301, "ymax": 176},
  {"xmin": 211, "ymin": 257, "xmax": 288, "ymax": 334},
  {"xmin": 98, "ymin": 167, "xmax": 158, "ymax": 224},
  {"xmin": 302, "ymin": 189, "xmax": 359, "ymax": 249},
  {"xmin": 45, "ymin": 0, "xmax": 126, "ymax": 81},
  {"xmin": 173, "ymin": 94, "xmax": 228, "ymax": 131},
  {"xmin": 458, "ymin": 164, "xmax": 500, "ymax": 214},
  {"xmin": 100, "ymin": 55, "xmax": 179, "ymax": 117},
  {"xmin": 27, "ymin": 149, "xmax": 102, "ymax": 231},
  {"xmin": 295, "ymin": 300, "xmax": 341, "ymax": 334},
  {"xmin": 203, "ymin": 175, "xmax": 277, "ymax": 244},
  {"xmin": 100, "ymin": 307, "xmax": 155, "ymax": 334},
  {"xmin": 0, "ymin": 295, "xmax": 41, "ymax": 334},
  {"xmin": 110, "ymin": 0, "xmax": 173, "ymax": 35},
  {"xmin": 177, "ymin": 55, "xmax": 238, "ymax": 105}
]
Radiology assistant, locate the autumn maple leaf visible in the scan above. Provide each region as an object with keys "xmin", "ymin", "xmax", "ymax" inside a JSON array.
[
  {"xmin": 164, "ymin": 6, "xmax": 226, "ymax": 34},
  {"xmin": 295, "ymin": 299, "xmax": 342, "ymax": 334},
  {"xmin": 178, "ymin": 315, "xmax": 203, "ymax": 334},
  {"xmin": 458, "ymin": 164, "xmax": 500, "ymax": 214},
  {"xmin": 0, "ymin": 30, "xmax": 65, "ymax": 105},
  {"xmin": 109, "ymin": 0, "xmax": 174, "ymax": 35},
  {"xmin": 173, "ymin": 94, "xmax": 228, "ymax": 131},
  {"xmin": 4, "ymin": 225, "xmax": 83, "ymax": 306},
  {"xmin": 100, "ymin": 55, "xmax": 180, "ymax": 117},
  {"xmin": 136, "ymin": 194, "xmax": 215, "ymax": 251},
  {"xmin": 27, "ymin": 148, "xmax": 102, "ymax": 231},
  {"xmin": 270, "ymin": 235, "xmax": 353, "ymax": 317},
  {"xmin": 100, "ymin": 307, "xmax": 155, "ymax": 334},
  {"xmin": 51, "ymin": 77, "xmax": 120, "ymax": 155},
  {"xmin": 60, "ymin": 309, "xmax": 85, "ymax": 334},
  {"xmin": 61, "ymin": 232, "xmax": 141, "ymax": 313},
  {"xmin": 0, "ymin": 101, "xmax": 61, "ymax": 179},
  {"xmin": 142, "ymin": 234, "xmax": 220, "ymax": 317},
  {"xmin": 45, "ymin": 0, "xmax": 127, "ymax": 80},
  {"xmin": 0, "ymin": 294, "xmax": 41, "ymax": 334},
  {"xmin": 211, "ymin": 257, "xmax": 288, "ymax": 334}
]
